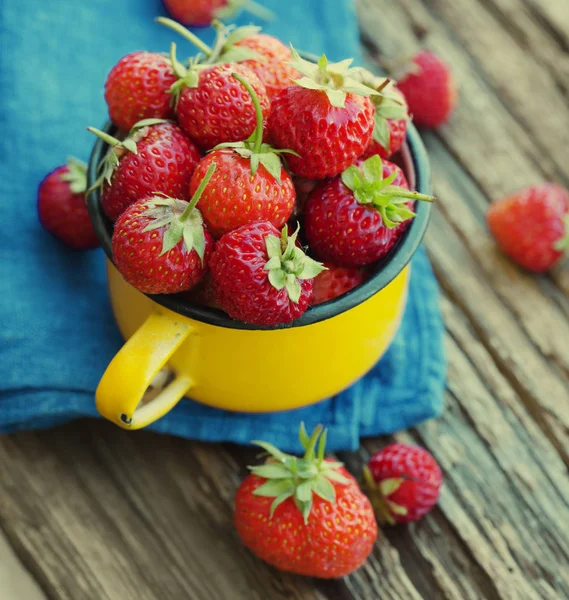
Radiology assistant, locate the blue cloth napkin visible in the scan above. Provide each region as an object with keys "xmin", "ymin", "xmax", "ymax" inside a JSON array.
[{"xmin": 0, "ymin": 0, "xmax": 446, "ymax": 452}]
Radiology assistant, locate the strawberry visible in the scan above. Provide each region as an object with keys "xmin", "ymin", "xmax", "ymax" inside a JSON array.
[
  {"xmin": 189, "ymin": 72, "xmax": 295, "ymax": 238},
  {"xmin": 487, "ymin": 184, "xmax": 569, "ymax": 273},
  {"xmin": 363, "ymin": 443, "xmax": 442, "ymax": 524},
  {"xmin": 112, "ymin": 163, "xmax": 217, "ymax": 295},
  {"xmin": 304, "ymin": 155, "xmax": 434, "ymax": 267},
  {"xmin": 311, "ymin": 264, "xmax": 367, "ymax": 305},
  {"xmin": 157, "ymin": 19, "xmax": 271, "ymax": 150},
  {"xmin": 104, "ymin": 52, "xmax": 177, "ymax": 132},
  {"xmin": 37, "ymin": 158, "xmax": 99, "ymax": 250},
  {"xmin": 210, "ymin": 222, "xmax": 324, "ymax": 326},
  {"xmin": 234, "ymin": 424, "xmax": 378, "ymax": 578},
  {"xmin": 267, "ymin": 49, "xmax": 378, "ymax": 179},
  {"xmin": 238, "ymin": 33, "xmax": 300, "ymax": 100},
  {"xmin": 395, "ymin": 50, "xmax": 457, "ymax": 128},
  {"xmin": 353, "ymin": 69, "xmax": 409, "ymax": 159},
  {"xmin": 88, "ymin": 119, "xmax": 201, "ymax": 221},
  {"xmin": 161, "ymin": 0, "xmax": 273, "ymax": 28}
]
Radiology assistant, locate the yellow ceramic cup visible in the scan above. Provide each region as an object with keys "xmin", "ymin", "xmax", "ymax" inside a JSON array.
[{"xmin": 87, "ymin": 122, "xmax": 432, "ymax": 430}]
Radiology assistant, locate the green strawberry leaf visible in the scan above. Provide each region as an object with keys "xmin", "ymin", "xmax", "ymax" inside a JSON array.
[
  {"xmin": 341, "ymin": 166, "xmax": 363, "ymax": 192},
  {"xmin": 296, "ymin": 255, "xmax": 327, "ymax": 280},
  {"xmin": 161, "ymin": 220, "xmax": 184, "ymax": 255},
  {"xmin": 388, "ymin": 501, "xmax": 408, "ymax": 516},
  {"xmin": 265, "ymin": 234, "xmax": 282, "ymax": 261},
  {"xmin": 269, "ymin": 491, "xmax": 294, "ymax": 517},
  {"xmin": 296, "ymin": 480, "xmax": 313, "ymax": 503},
  {"xmin": 250, "ymin": 153, "xmax": 261, "ymax": 176},
  {"xmin": 298, "ymin": 422, "xmax": 310, "ymax": 450},
  {"xmin": 284, "ymin": 274, "xmax": 301, "ymax": 303},
  {"xmin": 362, "ymin": 154, "xmax": 383, "ymax": 182},
  {"xmin": 268, "ymin": 269, "xmax": 287, "ymax": 290},
  {"xmin": 142, "ymin": 216, "xmax": 175, "ymax": 233},
  {"xmin": 218, "ymin": 46, "xmax": 264, "ymax": 64},
  {"xmin": 258, "ymin": 152, "xmax": 282, "ymax": 181},
  {"xmin": 252, "ymin": 440, "xmax": 290, "ymax": 463},
  {"xmin": 379, "ymin": 478, "xmax": 404, "ymax": 497},
  {"xmin": 324, "ymin": 469, "xmax": 351, "ymax": 484},
  {"xmin": 254, "ymin": 479, "xmax": 295, "ymax": 498},
  {"xmin": 312, "ymin": 474, "xmax": 336, "ymax": 504},
  {"xmin": 373, "ymin": 113, "xmax": 391, "ymax": 149},
  {"xmin": 325, "ymin": 88, "xmax": 347, "ymax": 108},
  {"xmin": 182, "ymin": 211, "xmax": 207, "ymax": 263},
  {"xmin": 60, "ymin": 157, "xmax": 88, "ymax": 194},
  {"xmin": 224, "ymin": 24, "xmax": 261, "ymax": 45},
  {"xmin": 251, "ymin": 463, "xmax": 296, "ymax": 479}
]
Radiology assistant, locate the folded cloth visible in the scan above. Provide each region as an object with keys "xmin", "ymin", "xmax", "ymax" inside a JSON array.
[{"xmin": 0, "ymin": 0, "xmax": 446, "ymax": 452}]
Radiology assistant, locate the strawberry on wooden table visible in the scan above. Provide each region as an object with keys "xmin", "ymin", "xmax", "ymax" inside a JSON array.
[
  {"xmin": 88, "ymin": 119, "xmax": 201, "ymax": 221},
  {"xmin": 395, "ymin": 50, "xmax": 457, "ymax": 128},
  {"xmin": 189, "ymin": 72, "xmax": 296, "ymax": 238},
  {"xmin": 487, "ymin": 183, "xmax": 569, "ymax": 273},
  {"xmin": 104, "ymin": 52, "xmax": 177, "ymax": 132},
  {"xmin": 304, "ymin": 155, "xmax": 434, "ymax": 267},
  {"xmin": 210, "ymin": 222, "xmax": 324, "ymax": 326},
  {"xmin": 267, "ymin": 49, "xmax": 378, "ymax": 180},
  {"xmin": 354, "ymin": 68, "xmax": 410, "ymax": 160},
  {"xmin": 112, "ymin": 163, "xmax": 217, "ymax": 295},
  {"xmin": 234, "ymin": 424, "xmax": 378, "ymax": 578},
  {"xmin": 37, "ymin": 158, "xmax": 99, "ymax": 250},
  {"xmin": 364, "ymin": 443, "xmax": 442, "ymax": 524},
  {"xmin": 161, "ymin": 0, "xmax": 273, "ymax": 28},
  {"xmin": 157, "ymin": 18, "xmax": 271, "ymax": 150}
]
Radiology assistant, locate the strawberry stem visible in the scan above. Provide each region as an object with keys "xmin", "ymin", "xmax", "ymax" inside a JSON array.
[
  {"xmin": 231, "ymin": 72, "xmax": 263, "ymax": 154},
  {"xmin": 179, "ymin": 163, "xmax": 216, "ymax": 223},
  {"xmin": 156, "ymin": 17, "xmax": 212, "ymax": 57},
  {"xmin": 87, "ymin": 127, "xmax": 121, "ymax": 148}
]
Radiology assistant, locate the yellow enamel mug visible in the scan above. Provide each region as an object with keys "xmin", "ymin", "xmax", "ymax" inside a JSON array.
[{"xmin": 86, "ymin": 121, "xmax": 432, "ymax": 430}]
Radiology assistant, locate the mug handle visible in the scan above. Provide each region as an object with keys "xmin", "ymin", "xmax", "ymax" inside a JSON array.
[{"xmin": 96, "ymin": 311, "xmax": 193, "ymax": 430}]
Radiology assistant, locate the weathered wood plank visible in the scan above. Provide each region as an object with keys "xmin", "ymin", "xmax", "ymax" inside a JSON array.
[
  {"xmin": 1, "ymin": 3, "xmax": 569, "ymax": 600},
  {"xmin": 357, "ymin": 0, "xmax": 569, "ymax": 461},
  {"xmin": 0, "ymin": 424, "xmax": 333, "ymax": 600}
]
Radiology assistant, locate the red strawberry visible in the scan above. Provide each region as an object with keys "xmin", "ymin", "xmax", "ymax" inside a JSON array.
[
  {"xmin": 234, "ymin": 424, "xmax": 378, "ymax": 578},
  {"xmin": 189, "ymin": 72, "xmax": 295, "ymax": 238},
  {"xmin": 395, "ymin": 50, "xmax": 457, "ymax": 128},
  {"xmin": 487, "ymin": 184, "xmax": 569, "ymax": 273},
  {"xmin": 311, "ymin": 264, "xmax": 367, "ymax": 305},
  {"xmin": 353, "ymin": 69, "xmax": 409, "ymax": 159},
  {"xmin": 210, "ymin": 222, "xmax": 324, "ymax": 326},
  {"xmin": 88, "ymin": 119, "xmax": 201, "ymax": 221},
  {"xmin": 267, "ymin": 49, "xmax": 377, "ymax": 179},
  {"xmin": 304, "ymin": 155, "xmax": 434, "ymax": 267},
  {"xmin": 238, "ymin": 33, "xmax": 299, "ymax": 100},
  {"xmin": 157, "ymin": 19, "xmax": 271, "ymax": 150},
  {"xmin": 174, "ymin": 61, "xmax": 269, "ymax": 151},
  {"xmin": 364, "ymin": 443, "xmax": 442, "ymax": 524},
  {"xmin": 161, "ymin": 0, "xmax": 273, "ymax": 27},
  {"xmin": 37, "ymin": 158, "xmax": 99, "ymax": 250},
  {"xmin": 104, "ymin": 52, "xmax": 176, "ymax": 132},
  {"xmin": 112, "ymin": 163, "xmax": 217, "ymax": 294}
]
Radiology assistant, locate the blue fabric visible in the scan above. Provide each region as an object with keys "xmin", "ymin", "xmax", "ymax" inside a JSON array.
[{"xmin": 0, "ymin": 0, "xmax": 446, "ymax": 452}]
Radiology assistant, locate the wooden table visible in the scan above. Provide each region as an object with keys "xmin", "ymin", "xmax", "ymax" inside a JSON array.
[{"xmin": 2, "ymin": 1, "xmax": 569, "ymax": 598}]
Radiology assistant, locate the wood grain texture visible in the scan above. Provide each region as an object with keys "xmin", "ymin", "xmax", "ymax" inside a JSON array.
[{"xmin": 1, "ymin": 0, "xmax": 569, "ymax": 598}]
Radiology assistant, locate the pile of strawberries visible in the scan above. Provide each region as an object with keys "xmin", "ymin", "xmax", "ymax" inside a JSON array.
[{"xmin": 66, "ymin": 19, "xmax": 439, "ymax": 327}]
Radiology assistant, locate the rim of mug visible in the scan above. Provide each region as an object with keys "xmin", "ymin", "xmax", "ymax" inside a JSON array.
[{"xmin": 87, "ymin": 103, "xmax": 432, "ymax": 332}]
